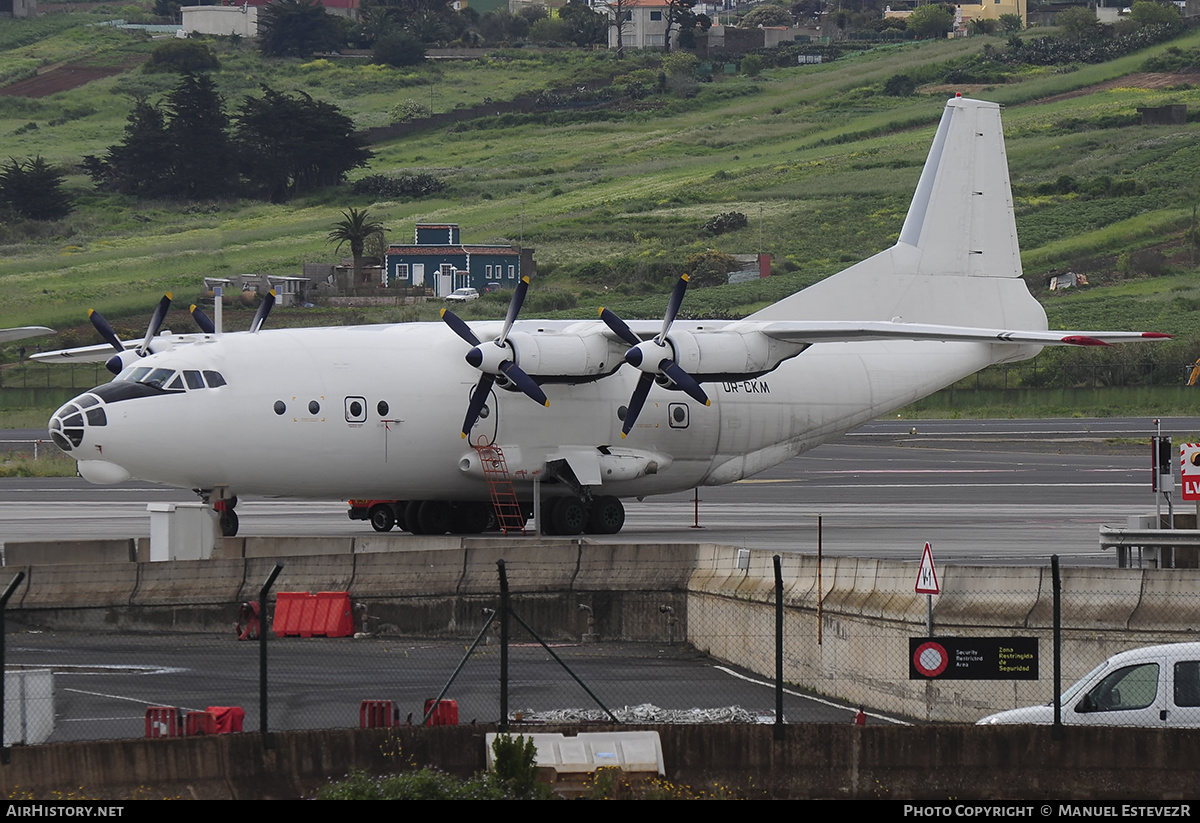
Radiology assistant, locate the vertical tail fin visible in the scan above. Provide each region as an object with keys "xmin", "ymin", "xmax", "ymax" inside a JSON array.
[
  {"xmin": 897, "ymin": 96, "xmax": 1022, "ymax": 280},
  {"xmin": 750, "ymin": 97, "xmax": 1044, "ymax": 331}
]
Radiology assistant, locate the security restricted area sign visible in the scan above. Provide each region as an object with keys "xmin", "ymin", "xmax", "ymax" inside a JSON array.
[
  {"xmin": 1181, "ymin": 444, "xmax": 1200, "ymax": 501},
  {"xmin": 908, "ymin": 637, "xmax": 1039, "ymax": 680}
]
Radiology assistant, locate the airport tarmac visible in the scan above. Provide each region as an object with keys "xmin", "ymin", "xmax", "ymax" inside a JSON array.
[
  {"xmin": 1, "ymin": 417, "xmax": 1194, "ymax": 743},
  {"xmin": 9, "ymin": 630, "xmax": 896, "ymax": 743},
  {"xmin": 1, "ymin": 417, "xmax": 1195, "ymax": 566}
]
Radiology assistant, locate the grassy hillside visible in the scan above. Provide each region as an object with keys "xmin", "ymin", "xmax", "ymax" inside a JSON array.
[{"xmin": 3, "ymin": 15, "xmax": 1200, "ymax": 376}]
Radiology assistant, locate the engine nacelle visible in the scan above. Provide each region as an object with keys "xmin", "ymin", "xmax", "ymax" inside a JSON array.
[
  {"xmin": 665, "ymin": 327, "xmax": 808, "ymax": 382},
  {"xmin": 505, "ymin": 329, "xmax": 628, "ymax": 382}
]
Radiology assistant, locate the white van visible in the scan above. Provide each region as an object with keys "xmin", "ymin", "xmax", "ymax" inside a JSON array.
[{"xmin": 977, "ymin": 642, "xmax": 1200, "ymax": 728}]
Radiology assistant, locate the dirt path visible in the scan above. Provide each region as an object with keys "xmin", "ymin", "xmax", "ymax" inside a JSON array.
[{"xmin": 0, "ymin": 56, "xmax": 146, "ymax": 99}]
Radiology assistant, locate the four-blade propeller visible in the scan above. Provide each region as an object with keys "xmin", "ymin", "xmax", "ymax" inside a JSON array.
[
  {"xmin": 442, "ymin": 276, "xmax": 548, "ymax": 438},
  {"xmin": 600, "ymin": 274, "xmax": 710, "ymax": 438},
  {"xmin": 90, "ymin": 293, "xmax": 173, "ymax": 375}
]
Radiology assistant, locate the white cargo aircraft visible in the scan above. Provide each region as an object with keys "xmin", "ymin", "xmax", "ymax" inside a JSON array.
[{"xmin": 39, "ymin": 97, "xmax": 1167, "ymax": 537}]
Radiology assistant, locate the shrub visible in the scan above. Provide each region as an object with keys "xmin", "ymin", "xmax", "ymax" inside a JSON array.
[
  {"xmin": 373, "ymin": 31, "xmax": 426, "ymax": 67},
  {"xmin": 883, "ymin": 73, "xmax": 916, "ymax": 96},
  {"xmin": 351, "ymin": 173, "xmax": 446, "ymax": 199},
  {"xmin": 701, "ymin": 211, "xmax": 748, "ymax": 236},
  {"xmin": 144, "ymin": 39, "xmax": 219, "ymax": 74},
  {"xmin": 684, "ymin": 249, "xmax": 739, "ymax": 288}
]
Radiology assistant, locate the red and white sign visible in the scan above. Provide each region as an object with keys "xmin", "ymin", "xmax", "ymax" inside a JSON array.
[
  {"xmin": 1182, "ymin": 444, "xmax": 1200, "ymax": 501},
  {"xmin": 912, "ymin": 641, "xmax": 949, "ymax": 677},
  {"xmin": 915, "ymin": 542, "xmax": 939, "ymax": 595}
]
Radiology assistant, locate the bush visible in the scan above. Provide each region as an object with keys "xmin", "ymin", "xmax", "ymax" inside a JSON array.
[
  {"xmin": 701, "ymin": 211, "xmax": 748, "ymax": 236},
  {"xmin": 373, "ymin": 31, "xmax": 426, "ymax": 67},
  {"xmin": 883, "ymin": 73, "xmax": 916, "ymax": 96},
  {"xmin": 144, "ymin": 40, "xmax": 219, "ymax": 74},
  {"xmin": 684, "ymin": 249, "xmax": 739, "ymax": 288},
  {"xmin": 351, "ymin": 173, "xmax": 447, "ymax": 199}
]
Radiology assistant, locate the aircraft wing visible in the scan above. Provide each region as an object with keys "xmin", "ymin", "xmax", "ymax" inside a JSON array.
[
  {"xmin": 758, "ymin": 321, "xmax": 1170, "ymax": 347},
  {"xmin": 0, "ymin": 326, "xmax": 54, "ymax": 344},
  {"xmin": 29, "ymin": 333, "xmax": 205, "ymax": 364}
]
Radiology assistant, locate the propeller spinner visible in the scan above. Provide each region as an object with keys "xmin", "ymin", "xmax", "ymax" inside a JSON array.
[
  {"xmin": 600, "ymin": 274, "xmax": 710, "ymax": 439},
  {"xmin": 441, "ymin": 276, "xmax": 548, "ymax": 438}
]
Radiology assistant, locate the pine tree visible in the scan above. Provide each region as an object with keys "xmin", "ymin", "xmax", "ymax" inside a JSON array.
[{"xmin": 0, "ymin": 156, "xmax": 73, "ymax": 221}]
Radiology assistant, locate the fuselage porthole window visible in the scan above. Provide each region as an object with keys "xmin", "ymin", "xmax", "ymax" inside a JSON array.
[
  {"xmin": 377, "ymin": 400, "xmax": 389, "ymax": 417},
  {"xmin": 274, "ymin": 401, "xmax": 286, "ymax": 416},
  {"xmin": 308, "ymin": 400, "xmax": 320, "ymax": 415}
]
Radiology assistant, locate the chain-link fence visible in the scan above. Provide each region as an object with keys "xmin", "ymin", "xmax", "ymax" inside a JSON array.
[{"xmin": 2, "ymin": 547, "xmax": 1198, "ymax": 748}]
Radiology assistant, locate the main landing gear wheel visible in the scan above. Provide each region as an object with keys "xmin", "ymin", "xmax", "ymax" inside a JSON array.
[
  {"xmin": 450, "ymin": 502, "xmax": 491, "ymax": 535},
  {"xmin": 586, "ymin": 496, "xmax": 625, "ymax": 535},
  {"xmin": 369, "ymin": 504, "xmax": 395, "ymax": 533},
  {"xmin": 551, "ymin": 497, "xmax": 586, "ymax": 537},
  {"xmin": 417, "ymin": 500, "xmax": 451, "ymax": 535}
]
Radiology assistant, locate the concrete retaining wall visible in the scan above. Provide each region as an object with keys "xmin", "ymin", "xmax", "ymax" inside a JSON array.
[
  {"xmin": 6, "ymin": 540, "xmax": 1200, "ymax": 722},
  {"xmin": 0, "ymin": 723, "xmax": 1195, "ymax": 800},
  {"xmin": 686, "ymin": 548, "xmax": 1200, "ymax": 722}
]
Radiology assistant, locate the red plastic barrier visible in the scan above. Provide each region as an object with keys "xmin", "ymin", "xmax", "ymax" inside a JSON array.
[
  {"xmin": 274, "ymin": 592, "xmax": 307, "ymax": 637},
  {"xmin": 424, "ymin": 699, "xmax": 458, "ymax": 726},
  {"xmin": 207, "ymin": 706, "xmax": 245, "ymax": 733},
  {"xmin": 185, "ymin": 711, "xmax": 216, "ymax": 736},
  {"xmin": 315, "ymin": 592, "xmax": 354, "ymax": 637},
  {"xmin": 360, "ymin": 700, "xmax": 396, "ymax": 728},
  {"xmin": 274, "ymin": 591, "xmax": 354, "ymax": 638},
  {"xmin": 145, "ymin": 706, "xmax": 181, "ymax": 738}
]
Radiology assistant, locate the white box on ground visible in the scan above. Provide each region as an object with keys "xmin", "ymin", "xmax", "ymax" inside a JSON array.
[
  {"xmin": 147, "ymin": 502, "xmax": 217, "ymax": 561},
  {"xmin": 5, "ymin": 669, "xmax": 54, "ymax": 745}
]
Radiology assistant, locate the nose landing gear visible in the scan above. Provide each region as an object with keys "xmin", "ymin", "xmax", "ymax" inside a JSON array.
[{"xmin": 198, "ymin": 488, "xmax": 239, "ymax": 537}]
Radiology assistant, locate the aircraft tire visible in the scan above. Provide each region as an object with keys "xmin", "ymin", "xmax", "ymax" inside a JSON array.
[
  {"xmin": 404, "ymin": 500, "xmax": 424, "ymax": 534},
  {"xmin": 586, "ymin": 496, "xmax": 625, "ymax": 535},
  {"xmin": 418, "ymin": 500, "xmax": 451, "ymax": 535},
  {"xmin": 552, "ymin": 497, "xmax": 586, "ymax": 536},
  {"xmin": 219, "ymin": 508, "xmax": 239, "ymax": 537},
  {"xmin": 369, "ymin": 504, "xmax": 395, "ymax": 533},
  {"xmin": 450, "ymin": 501, "xmax": 490, "ymax": 534}
]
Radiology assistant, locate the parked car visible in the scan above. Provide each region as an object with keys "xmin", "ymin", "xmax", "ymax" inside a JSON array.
[
  {"xmin": 977, "ymin": 642, "xmax": 1200, "ymax": 728},
  {"xmin": 444, "ymin": 288, "xmax": 479, "ymax": 303}
]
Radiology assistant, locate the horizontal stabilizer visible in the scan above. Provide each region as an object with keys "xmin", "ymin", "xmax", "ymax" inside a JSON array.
[{"xmin": 760, "ymin": 321, "xmax": 1171, "ymax": 347}]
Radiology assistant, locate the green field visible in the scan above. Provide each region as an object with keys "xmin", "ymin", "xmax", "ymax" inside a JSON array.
[{"xmin": 3, "ymin": 16, "xmax": 1200, "ymax": 418}]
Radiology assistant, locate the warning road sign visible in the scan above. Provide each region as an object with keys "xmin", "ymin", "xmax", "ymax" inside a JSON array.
[{"xmin": 915, "ymin": 542, "xmax": 939, "ymax": 595}]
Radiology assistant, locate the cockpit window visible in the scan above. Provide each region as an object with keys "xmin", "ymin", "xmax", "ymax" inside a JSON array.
[
  {"xmin": 141, "ymin": 369, "xmax": 176, "ymax": 389},
  {"xmin": 119, "ymin": 366, "xmax": 152, "ymax": 384},
  {"xmin": 114, "ymin": 365, "xmax": 225, "ymax": 390}
]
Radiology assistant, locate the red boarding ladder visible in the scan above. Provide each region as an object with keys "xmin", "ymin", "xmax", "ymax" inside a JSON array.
[{"xmin": 474, "ymin": 437, "xmax": 526, "ymax": 535}]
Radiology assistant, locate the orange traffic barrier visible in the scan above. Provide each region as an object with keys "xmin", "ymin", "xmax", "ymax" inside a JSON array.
[{"xmin": 274, "ymin": 591, "xmax": 354, "ymax": 637}]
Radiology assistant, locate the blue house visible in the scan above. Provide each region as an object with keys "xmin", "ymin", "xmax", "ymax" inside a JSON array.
[{"xmin": 384, "ymin": 223, "xmax": 523, "ymax": 296}]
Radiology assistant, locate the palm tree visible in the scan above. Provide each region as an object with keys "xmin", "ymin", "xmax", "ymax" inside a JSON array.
[{"xmin": 327, "ymin": 208, "xmax": 386, "ymax": 292}]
